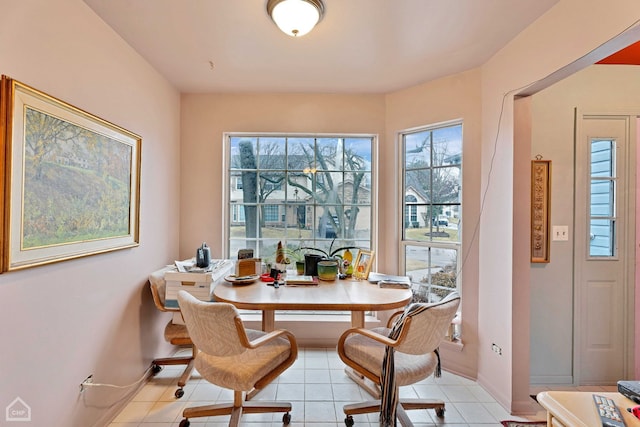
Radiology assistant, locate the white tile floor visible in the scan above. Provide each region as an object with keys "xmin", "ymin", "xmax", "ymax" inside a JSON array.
[{"xmin": 108, "ymin": 347, "xmax": 557, "ymax": 427}]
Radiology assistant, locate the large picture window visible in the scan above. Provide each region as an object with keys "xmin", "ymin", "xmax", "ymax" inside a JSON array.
[
  {"xmin": 225, "ymin": 134, "xmax": 375, "ymax": 265},
  {"xmin": 400, "ymin": 122, "xmax": 462, "ymax": 302}
]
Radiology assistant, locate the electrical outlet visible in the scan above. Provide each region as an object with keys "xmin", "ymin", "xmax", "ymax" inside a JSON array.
[
  {"xmin": 79, "ymin": 374, "xmax": 93, "ymax": 393},
  {"xmin": 491, "ymin": 343, "xmax": 502, "ymax": 355}
]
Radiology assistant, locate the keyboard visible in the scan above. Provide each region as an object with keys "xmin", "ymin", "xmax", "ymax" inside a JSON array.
[{"xmin": 618, "ymin": 381, "xmax": 640, "ymax": 404}]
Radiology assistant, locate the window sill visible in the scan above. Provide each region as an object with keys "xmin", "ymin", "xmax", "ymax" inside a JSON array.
[{"xmin": 440, "ymin": 338, "xmax": 464, "ymax": 352}]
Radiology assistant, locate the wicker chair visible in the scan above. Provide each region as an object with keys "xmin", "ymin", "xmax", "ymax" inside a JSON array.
[
  {"xmin": 148, "ymin": 269, "xmax": 197, "ymax": 398},
  {"xmin": 177, "ymin": 290, "xmax": 298, "ymax": 427},
  {"xmin": 337, "ymin": 292, "xmax": 460, "ymax": 426}
]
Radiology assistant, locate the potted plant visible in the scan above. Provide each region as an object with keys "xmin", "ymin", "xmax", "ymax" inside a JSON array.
[
  {"xmin": 274, "ymin": 241, "xmax": 306, "ymax": 274},
  {"xmin": 300, "ymin": 238, "xmax": 360, "ymax": 276}
]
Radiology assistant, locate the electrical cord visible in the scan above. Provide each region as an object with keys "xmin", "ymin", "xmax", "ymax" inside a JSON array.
[{"xmin": 79, "ymin": 365, "xmax": 154, "ymax": 392}]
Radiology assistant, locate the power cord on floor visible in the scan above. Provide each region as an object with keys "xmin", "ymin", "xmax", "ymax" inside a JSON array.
[{"xmin": 79, "ymin": 365, "xmax": 154, "ymax": 393}]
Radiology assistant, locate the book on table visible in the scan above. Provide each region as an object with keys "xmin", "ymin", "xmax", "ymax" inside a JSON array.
[{"xmin": 284, "ymin": 275, "xmax": 318, "ymax": 286}]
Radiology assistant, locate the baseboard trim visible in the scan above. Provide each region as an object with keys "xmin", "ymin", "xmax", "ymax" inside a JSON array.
[{"xmin": 530, "ymin": 375, "xmax": 574, "ymax": 385}]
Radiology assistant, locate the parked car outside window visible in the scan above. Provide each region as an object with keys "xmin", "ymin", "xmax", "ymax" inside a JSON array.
[
  {"xmin": 320, "ymin": 214, "xmax": 339, "ymax": 238},
  {"xmin": 432, "ymin": 215, "xmax": 449, "ymax": 226}
]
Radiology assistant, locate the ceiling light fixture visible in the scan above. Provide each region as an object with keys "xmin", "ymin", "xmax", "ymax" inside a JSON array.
[{"xmin": 266, "ymin": 0, "xmax": 324, "ymax": 37}]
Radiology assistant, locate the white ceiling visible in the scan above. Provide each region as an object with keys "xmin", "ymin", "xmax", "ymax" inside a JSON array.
[{"xmin": 84, "ymin": 0, "xmax": 558, "ymax": 94}]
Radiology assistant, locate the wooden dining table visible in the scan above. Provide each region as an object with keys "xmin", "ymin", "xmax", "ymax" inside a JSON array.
[{"xmin": 212, "ymin": 276, "xmax": 413, "ymax": 332}]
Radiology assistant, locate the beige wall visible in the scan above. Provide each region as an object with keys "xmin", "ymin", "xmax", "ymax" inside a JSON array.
[{"xmin": 0, "ymin": 1, "xmax": 181, "ymax": 426}]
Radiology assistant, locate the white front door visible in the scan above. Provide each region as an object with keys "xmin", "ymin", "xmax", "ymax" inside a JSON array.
[{"xmin": 574, "ymin": 112, "xmax": 636, "ymax": 385}]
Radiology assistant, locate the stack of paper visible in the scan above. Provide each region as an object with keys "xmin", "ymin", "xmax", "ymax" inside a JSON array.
[{"xmin": 367, "ymin": 272, "xmax": 412, "ymax": 289}]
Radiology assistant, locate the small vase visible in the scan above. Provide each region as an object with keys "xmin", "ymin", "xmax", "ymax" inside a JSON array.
[{"xmin": 317, "ymin": 260, "xmax": 338, "ymax": 281}]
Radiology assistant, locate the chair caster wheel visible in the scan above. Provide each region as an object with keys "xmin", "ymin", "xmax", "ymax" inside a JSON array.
[
  {"xmin": 344, "ymin": 415, "xmax": 355, "ymax": 426},
  {"xmin": 175, "ymin": 388, "xmax": 185, "ymax": 398},
  {"xmin": 151, "ymin": 364, "xmax": 162, "ymax": 375},
  {"xmin": 435, "ymin": 407, "xmax": 445, "ymax": 418},
  {"xmin": 282, "ymin": 412, "xmax": 291, "ymax": 424},
  {"xmin": 179, "ymin": 419, "xmax": 190, "ymax": 427}
]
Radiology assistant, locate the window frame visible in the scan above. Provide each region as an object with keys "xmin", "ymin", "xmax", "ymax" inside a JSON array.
[
  {"xmin": 588, "ymin": 137, "xmax": 618, "ymax": 259},
  {"xmin": 223, "ymin": 132, "xmax": 378, "ymax": 261},
  {"xmin": 397, "ymin": 120, "xmax": 463, "ymax": 303}
]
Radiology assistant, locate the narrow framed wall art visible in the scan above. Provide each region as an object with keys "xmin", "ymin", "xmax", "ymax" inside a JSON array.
[{"xmin": 531, "ymin": 156, "xmax": 551, "ymax": 263}]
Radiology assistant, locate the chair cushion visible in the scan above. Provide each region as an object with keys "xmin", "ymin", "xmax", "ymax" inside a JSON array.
[
  {"xmin": 195, "ymin": 329, "xmax": 292, "ymax": 391},
  {"xmin": 342, "ymin": 327, "xmax": 438, "ymax": 386}
]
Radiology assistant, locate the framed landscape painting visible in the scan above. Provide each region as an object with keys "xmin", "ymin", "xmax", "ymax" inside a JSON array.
[{"xmin": 0, "ymin": 76, "xmax": 141, "ymax": 271}]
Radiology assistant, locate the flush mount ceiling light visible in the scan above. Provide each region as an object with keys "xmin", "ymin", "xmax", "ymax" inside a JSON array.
[{"xmin": 266, "ymin": 0, "xmax": 325, "ymax": 37}]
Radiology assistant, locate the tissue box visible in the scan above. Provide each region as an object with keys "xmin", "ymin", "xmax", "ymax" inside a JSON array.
[{"xmin": 235, "ymin": 258, "xmax": 262, "ymax": 277}]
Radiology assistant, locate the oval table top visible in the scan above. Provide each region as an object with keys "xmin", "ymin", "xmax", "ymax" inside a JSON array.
[{"xmin": 213, "ymin": 277, "xmax": 413, "ymax": 312}]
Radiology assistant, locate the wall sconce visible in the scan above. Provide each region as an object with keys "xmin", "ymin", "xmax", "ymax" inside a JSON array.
[{"xmin": 266, "ymin": 0, "xmax": 325, "ymax": 37}]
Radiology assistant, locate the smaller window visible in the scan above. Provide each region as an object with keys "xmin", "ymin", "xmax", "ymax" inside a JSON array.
[
  {"xmin": 589, "ymin": 138, "xmax": 616, "ymax": 257},
  {"xmin": 263, "ymin": 181, "xmax": 282, "ymax": 191},
  {"xmin": 232, "ymin": 205, "xmax": 246, "ymax": 223},
  {"xmin": 263, "ymin": 205, "xmax": 279, "ymax": 222}
]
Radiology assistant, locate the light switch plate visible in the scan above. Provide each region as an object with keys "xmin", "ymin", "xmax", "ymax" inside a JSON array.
[{"xmin": 552, "ymin": 225, "xmax": 569, "ymax": 241}]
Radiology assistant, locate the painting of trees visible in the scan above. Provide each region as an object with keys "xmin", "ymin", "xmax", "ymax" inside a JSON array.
[{"xmin": 21, "ymin": 107, "xmax": 133, "ymax": 248}]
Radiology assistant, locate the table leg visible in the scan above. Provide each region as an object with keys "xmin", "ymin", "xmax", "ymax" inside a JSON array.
[
  {"xmin": 351, "ymin": 311, "xmax": 364, "ymax": 328},
  {"xmin": 262, "ymin": 310, "xmax": 275, "ymax": 332}
]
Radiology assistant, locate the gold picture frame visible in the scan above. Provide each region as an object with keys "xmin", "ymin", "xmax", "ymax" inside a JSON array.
[
  {"xmin": 1, "ymin": 76, "xmax": 141, "ymax": 271},
  {"xmin": 531, "ymin": 158, "xmax": 551, "ymax": 263},
  {"xmin": 353, "ymin": 249, "xmax": 375, "ymax": 280}
]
